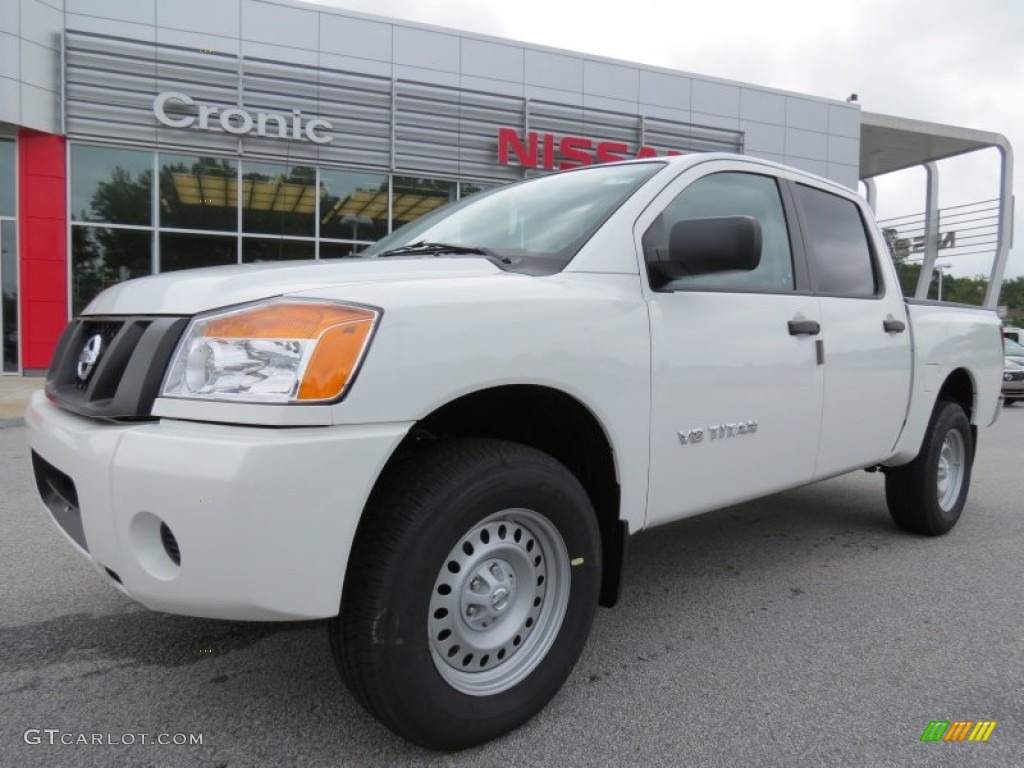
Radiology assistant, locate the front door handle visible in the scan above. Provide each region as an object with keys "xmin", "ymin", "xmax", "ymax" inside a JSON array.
[
  {"xmin": 788, "ymin": 318, "xmax": 821, "ymax": 336},
  {"xmin": 883, "ymin": 318, "xmax": 906, "ymax": 333}
]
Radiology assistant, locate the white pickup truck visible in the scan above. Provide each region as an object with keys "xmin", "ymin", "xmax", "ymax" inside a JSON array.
[{"xmin": 27, "ymin": 154, "xmax": 1004, "ymax": 749}]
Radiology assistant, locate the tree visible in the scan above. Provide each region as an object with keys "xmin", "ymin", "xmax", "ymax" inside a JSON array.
[{"xmin": 998, "ymin": 275, "xmax": 1024, "ymax": 323}]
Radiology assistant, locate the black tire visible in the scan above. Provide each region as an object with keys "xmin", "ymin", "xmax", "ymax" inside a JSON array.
[
  {"xmin": 885, "ymin": 400, "xmax": 974, "ymax": 536},
  {"xmin": 329, "ymin": 438, "xmax": 602, "ymax": 750}
]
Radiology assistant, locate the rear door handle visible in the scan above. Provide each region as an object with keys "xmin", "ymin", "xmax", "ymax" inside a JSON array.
[
  {"xmin": 883, "ymin": 318, "xmax": 906, "ymax": 333},
  {"xmin": 788, "ymin": 319, "xmax": 821, "ymax": 336}
]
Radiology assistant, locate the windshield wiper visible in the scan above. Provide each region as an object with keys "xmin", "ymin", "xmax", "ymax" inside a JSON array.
[{"xmin": 377, "ymin": 241, "xmax": 511, "ymax": 263}]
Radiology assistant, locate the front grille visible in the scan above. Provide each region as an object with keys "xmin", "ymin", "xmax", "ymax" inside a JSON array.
[
  {"xmin": 46, "ymin": 315, "xmax": 189, "ymax": 420},
  {"xmin": 1006, "ymin": 371, "xmax": 1024, "ymax": 382}
]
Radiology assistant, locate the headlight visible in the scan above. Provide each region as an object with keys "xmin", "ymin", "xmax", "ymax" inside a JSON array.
[{"xmin": 161, "ymin": 299, "xmax": 380, "ymax": 403}]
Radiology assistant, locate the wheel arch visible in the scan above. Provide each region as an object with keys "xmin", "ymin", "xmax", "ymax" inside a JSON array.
[
  {"xmin": 937, "ymin": 367, "xmax": 975, "ymax": 420},
  {"xmin": 937, "ymin": 367, "xmax": 979, "ymax": 446},
  {"xmin": 361, "ymin": 384, "xmax": 627, "ymax": 608}
]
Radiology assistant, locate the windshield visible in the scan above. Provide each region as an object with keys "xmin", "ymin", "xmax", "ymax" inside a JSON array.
[
  {"xmin": 361, "ymin": 162, "xmax": 664, "ymax": 268},
  {"xmin": 1006, "ymin": 338, "xmax": 1024, "ymax": 356}
]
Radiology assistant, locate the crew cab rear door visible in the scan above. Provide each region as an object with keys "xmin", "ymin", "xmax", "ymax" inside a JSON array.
[
  {"xmin": 789, "ymin": 182, "xmax": 913, "ymax": 478},
  {"xmin": 637, "ymin": 161, "xmax": 824, "ymax": 527}
]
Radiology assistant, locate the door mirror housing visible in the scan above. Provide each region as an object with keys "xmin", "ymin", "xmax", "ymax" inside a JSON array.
[{"xmin": 648, "ymin": 215, "xmax": 762, "ymax": 287}]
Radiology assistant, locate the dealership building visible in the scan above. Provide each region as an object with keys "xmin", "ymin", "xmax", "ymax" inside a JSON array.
[{"xmin": 0, "ymin": 0, "xmax": 1013, "ymax": 373}]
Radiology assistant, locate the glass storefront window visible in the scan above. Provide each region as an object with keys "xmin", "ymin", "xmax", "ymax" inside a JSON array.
[
  {"xmin": 242, "ymin": 238, "xmax": 314, "ymax": 263},
  {"xmin": 241, "ymin": 162, "xmax": 316, "ymax": 237},
  {"xmin": 62, "ymin": 146, "xmax": 519, "ymax": 323},
  {"xmin": 160, "ymin": 232, "xmax": 237, "ymax": 272},
  {"xmin": 71, "ymin": 145, "xmax": 152, "ymax": 225},
  {"xmin": 319, "ymin": 169, "xmax": 388, "ymax": 242},
  {"xmin": 319, "ymin": 241, "xmax": 369, "ymax": 259},
  {"xmin": 1, "ymin": 223, "xmax": 17, "ymax": 372},
  {"xmin": 391, "ymin": 176, "xmax": 456, "ymax": 229},
  {"xmin": 458, "ymin": 182, "xmax": 494, "ymax": 199},
  {"xmin": 0, "ymin": 139, "xmax": 14, "ymax": 217},
  {"xmin": 71, "ymin": 226, "xmax": 152, "ymax": 314},
  {"xmin": 159, "ymin": 154, "xmax": 238, "ymax": 232}
]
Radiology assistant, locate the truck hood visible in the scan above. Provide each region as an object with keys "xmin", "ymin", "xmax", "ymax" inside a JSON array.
[{"xmin": 83, "ymin": 257, "xmax": 507, "ymax": 316}]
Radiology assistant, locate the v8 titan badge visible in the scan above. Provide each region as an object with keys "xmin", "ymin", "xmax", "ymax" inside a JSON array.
[{"xmin": 679, "ymin": 420, "xmax": 758, "ymax": 445}]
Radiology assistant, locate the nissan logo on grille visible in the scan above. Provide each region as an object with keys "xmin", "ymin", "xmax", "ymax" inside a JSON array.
[{"xmin": 77, "ymin": 334, "xmax": 104, "ymax": 381}]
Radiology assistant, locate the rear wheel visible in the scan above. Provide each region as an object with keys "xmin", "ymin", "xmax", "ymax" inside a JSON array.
[
  {"xmin": 885, "ymin": 400, "xmax": 974, "ymax": 535},
  {"xmin": 329, "ymin": 439, "xmax": 602, "ymax": 750}
]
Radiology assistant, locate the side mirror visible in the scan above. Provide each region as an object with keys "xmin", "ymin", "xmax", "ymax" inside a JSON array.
[{"xmin": 648, "ymin": 215, "xmax": 762, "ymax": 286}]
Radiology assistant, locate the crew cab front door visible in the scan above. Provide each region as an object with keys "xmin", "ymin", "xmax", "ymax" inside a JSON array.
[{"xmin": 638, "ymin": 164, "xmax": 824, "ymax": 527}]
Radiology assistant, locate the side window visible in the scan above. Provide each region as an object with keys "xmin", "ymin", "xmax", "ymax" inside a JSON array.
[
  {"xmin": 642, "ymin": 172, "xmax": 794, "ymax": 292},
  {"xmin": 796, "ymin": 184, "xmax": 878, "ymax": 296}
]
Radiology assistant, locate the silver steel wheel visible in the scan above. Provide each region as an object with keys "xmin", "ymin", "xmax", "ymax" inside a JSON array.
[
  {"xmin": 936, "ymin": 429, "xmax": 966, "ymax": 512},
  {"xmin": 428, "ymin": 508, "xmax": 570, "ymax": 697}
]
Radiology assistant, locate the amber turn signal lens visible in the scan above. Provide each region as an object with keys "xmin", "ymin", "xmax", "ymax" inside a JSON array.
[{"xmin": 297, "ymin": 319, "xmax": 375, "ymax": 400}]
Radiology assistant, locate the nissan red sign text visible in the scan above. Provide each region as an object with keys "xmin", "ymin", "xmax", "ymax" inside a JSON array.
[{"xmin": 497, "ymin": 127, "xmax": 682, "ymax": 170}]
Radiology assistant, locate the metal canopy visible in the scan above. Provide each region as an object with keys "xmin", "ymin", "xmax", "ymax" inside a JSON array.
[
  {"xmin": 860, "ymin": 111, "xmax": 1008, "ymax": 177},
  {"xmin": 858, "ymin": 111, "xmax": 1013, "ymax": 308}
]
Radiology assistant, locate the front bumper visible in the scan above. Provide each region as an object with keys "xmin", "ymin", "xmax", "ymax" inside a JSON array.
[{"xmin": 25, "ymin": 391, "xmax": 411, "ymax": 620}]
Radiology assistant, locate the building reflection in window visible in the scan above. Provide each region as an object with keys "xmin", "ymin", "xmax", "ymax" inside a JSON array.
[
  {"xmin": 66, "ymin": 143, "xmax": 490, "ymax": 311},
  {"xmin": 71, "ymin": 227, "xmax": 151, "ymax": 314},
  {"xmin": 161, "ymin": 232, "xmax": 237, "ymax": 272},
  {"xmin": 159, "ymin": 154, "xmax": 238, "ymax": 232},
  {"xmin": 391, "ymin": 176, "xmax": 456, "ymax": 228},
  {"xmin": 242, "ymin": 237, "xmax": 314, "ymax": 263},
  {"xmin": 241, "ymin": 162, "xmax": 317, "ymax": 238},
  {"xmin": 319, "ymin": 241, "xmax": 370, "ymax": 259},
  {"xmin": 1, "ymin": 223, "xmax": 17, "ymax": 372},
  {"xmin": 70, "ymin": 145, "xmax": 152, "ymax": 225},
  {"xmin": 319, "ymin": 169, "xmax": 389, "ymax": 243}
]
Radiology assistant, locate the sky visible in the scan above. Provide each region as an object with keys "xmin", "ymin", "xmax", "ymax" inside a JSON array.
[{"xmin": 309, "ymin": 0, "xmax": 1023, "ymax": 282}]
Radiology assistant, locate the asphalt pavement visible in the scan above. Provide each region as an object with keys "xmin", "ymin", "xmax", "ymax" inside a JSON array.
[
  {"xmin": 0, "ymin": 376, "xmax": 43, "ymax": 424},
  {"xmin": 1, "ymin": 408, "xmax": 1021, "ymax": 767}
]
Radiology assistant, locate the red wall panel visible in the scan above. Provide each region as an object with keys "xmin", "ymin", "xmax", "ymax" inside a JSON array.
[
  {"xmin": 22, "ymin": 174, "xmax": 67, "ymax": 219},
  {"xmin": 18, "ymin": 129, "xmax": 67, "ymax": 371},
  {"xmin": 22, "ymin": 135, "xmax": 65, "ymax": 177}
]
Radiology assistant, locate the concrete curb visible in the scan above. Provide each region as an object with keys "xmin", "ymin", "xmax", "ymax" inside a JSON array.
[{"xmin": 0, "ymin": 418, "xmax": 24, "ymax": 429}]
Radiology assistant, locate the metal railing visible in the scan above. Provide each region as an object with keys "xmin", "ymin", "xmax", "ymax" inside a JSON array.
[{"xmin": 877, "ymin": 199, "xmax": 1001, "ymax": 262}]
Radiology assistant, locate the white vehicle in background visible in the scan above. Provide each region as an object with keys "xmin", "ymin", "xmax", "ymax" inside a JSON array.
[{"xmin": 26, "ymin": 154, "xmax": 1004, "ymax": 749}]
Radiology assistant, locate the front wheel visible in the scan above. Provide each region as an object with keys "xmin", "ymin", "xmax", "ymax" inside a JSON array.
[
  {"xmin": 885, "ymin": 400, "xmax": 974, "ymax": 535},
  {"xmin": 329, "ymin": 439, "xmax": 602, "ymax": 750}
]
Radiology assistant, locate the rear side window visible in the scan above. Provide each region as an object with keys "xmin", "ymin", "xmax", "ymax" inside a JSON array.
[{"xmin": 797, "ymin": 184, "xmax": 878, "ymax": 296}]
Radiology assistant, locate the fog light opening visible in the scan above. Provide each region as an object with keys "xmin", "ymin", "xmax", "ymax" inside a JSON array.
[
  {"xmin": 129, "ymin": 511, "xmax": 181, "ymax": 580},
  {"xmin": 160, "ymin": 522, "xmax": 181, "ymax": 567}
]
